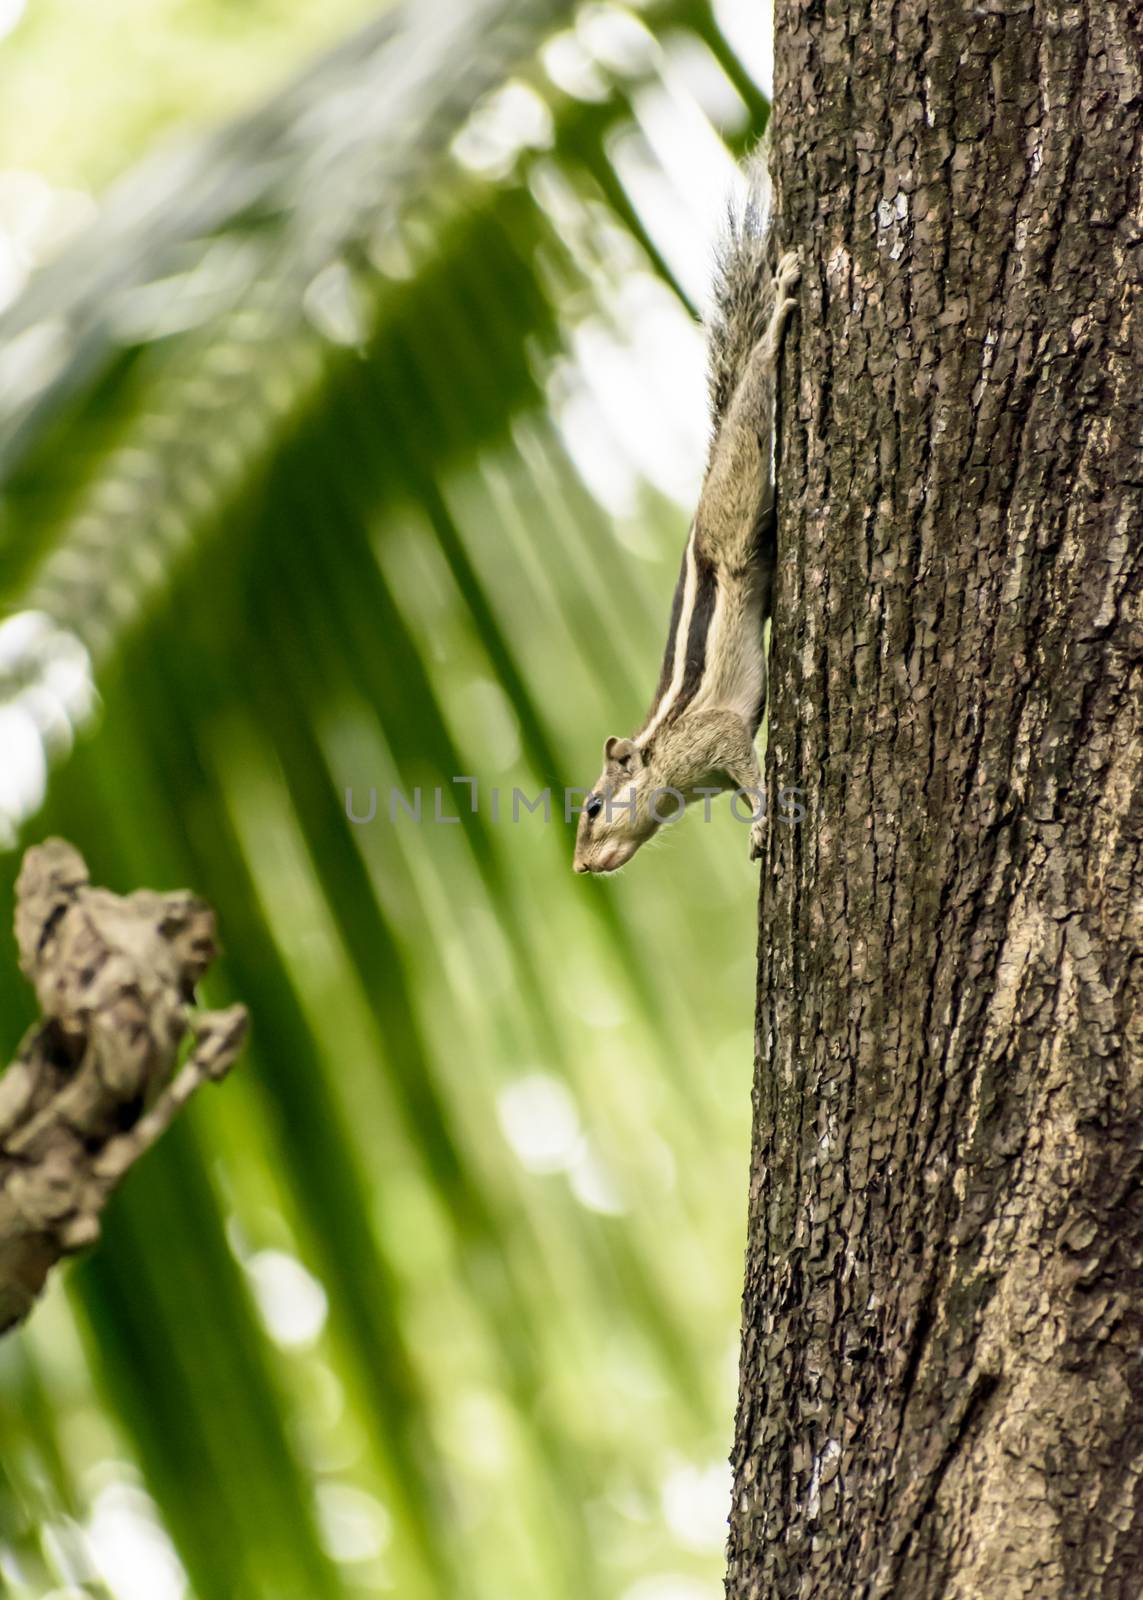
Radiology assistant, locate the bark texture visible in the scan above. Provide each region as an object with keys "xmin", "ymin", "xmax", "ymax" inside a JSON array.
[{"xmin": 728, "ymin": 1, "xmax": 1143, "ymax": 1595}]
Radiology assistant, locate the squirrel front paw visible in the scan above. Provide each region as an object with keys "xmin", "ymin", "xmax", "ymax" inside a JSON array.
[{"xmin": 749, "ymin": 819, "xmax": 766, "ymax": 861}]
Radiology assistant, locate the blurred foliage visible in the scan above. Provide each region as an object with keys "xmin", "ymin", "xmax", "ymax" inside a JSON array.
[
  {"xmin": 0, "ymin": 0, "xmax": 387, "ymax": 191},
  {"xmin": 0, "ymin": 2, "xmax": 772, "ymax": 1597}
]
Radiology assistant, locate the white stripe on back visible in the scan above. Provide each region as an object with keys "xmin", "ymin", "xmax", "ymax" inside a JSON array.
[{"xmin": 637, "ymin": 523, "xmax": 698, "ymax": 748}]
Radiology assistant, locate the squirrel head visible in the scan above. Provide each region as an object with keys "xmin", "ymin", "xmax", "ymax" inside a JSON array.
[{"xmin": 573, "ymin": 735, "xmax": 673, "ymax": 874}]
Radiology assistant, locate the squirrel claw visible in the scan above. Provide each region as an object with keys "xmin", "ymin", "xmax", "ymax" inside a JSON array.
[{"xmin": 749, "ymin": 820, "xmax": 766, "ymax": 861}]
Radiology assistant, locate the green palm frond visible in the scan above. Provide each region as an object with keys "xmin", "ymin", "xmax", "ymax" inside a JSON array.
[
  {"xmin": 0, "ymin": 3, "xmax": 771, "ymax": 1597},
  {"xmin": 0, "ymin": 0, "xmax": 576, "ymax": 652}
]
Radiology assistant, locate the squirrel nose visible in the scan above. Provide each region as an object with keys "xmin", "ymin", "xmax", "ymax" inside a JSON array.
[{"xmin": 574, "ymin": 860, "xmax": 589, "ymax": 874}]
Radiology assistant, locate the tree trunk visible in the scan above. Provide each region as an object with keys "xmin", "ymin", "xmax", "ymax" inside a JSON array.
[{"xmin": 728, "ymin": 2, "xmax": 1143, "ymax": 1596}]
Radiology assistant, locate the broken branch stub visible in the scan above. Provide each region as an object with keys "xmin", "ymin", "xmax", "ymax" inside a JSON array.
[{"xmin": 0, "ymin": 838, "xmax": 247, "ymax": 1333}]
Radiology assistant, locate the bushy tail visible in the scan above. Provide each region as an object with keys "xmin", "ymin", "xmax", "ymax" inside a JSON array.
[{"xmin": 707, "ymin": 138, "xmax": 777, "ymax": 436}]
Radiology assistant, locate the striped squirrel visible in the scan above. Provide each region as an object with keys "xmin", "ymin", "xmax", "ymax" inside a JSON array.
[{"xmin": 574, "ymin": 159, "xmax": 800, "ymax": 875}]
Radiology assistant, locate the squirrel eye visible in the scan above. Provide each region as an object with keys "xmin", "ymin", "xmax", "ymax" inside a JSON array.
[{"xmin": 585, "ymin": 793, "xmax": 604, "ymax": 820}]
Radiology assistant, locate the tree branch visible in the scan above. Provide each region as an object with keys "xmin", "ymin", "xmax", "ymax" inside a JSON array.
[{"xmin": 0, "ymin": 839, "xmax": 247, "ymax": 1333}]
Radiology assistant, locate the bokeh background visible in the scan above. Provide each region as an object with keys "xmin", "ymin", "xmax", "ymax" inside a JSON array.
[{"xmin": 0, "ymin": 2, "xmax": 773, "ymax": 1596}]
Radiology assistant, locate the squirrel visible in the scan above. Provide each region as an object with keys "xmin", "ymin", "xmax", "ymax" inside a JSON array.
[{"xmin": 574, "ymin": 152, "xmax": 801, "ymax": 875}]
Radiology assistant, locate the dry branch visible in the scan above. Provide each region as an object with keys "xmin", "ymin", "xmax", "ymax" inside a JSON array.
[{"xmin": 0, "ymin": 839, "xmax": 247, "ymax": 1333}]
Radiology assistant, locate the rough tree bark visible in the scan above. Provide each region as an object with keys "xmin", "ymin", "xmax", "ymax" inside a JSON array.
[{"xmin": 728, "ymin": 2, "xmax": 1143, "ymax": 1596}]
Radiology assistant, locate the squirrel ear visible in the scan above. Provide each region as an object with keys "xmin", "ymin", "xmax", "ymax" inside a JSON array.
[{"xmin": 605, "ymin": 736, "xmax": 639, "ymax": 770}]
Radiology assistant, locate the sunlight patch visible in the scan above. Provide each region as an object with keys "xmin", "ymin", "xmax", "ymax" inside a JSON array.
[
  {"xmin": 661, "ymin": 1458, "xmax": 731, "ymax": 1551},
  {"xmin": 315, "ymin": 1484, "xmax": 392, "ymax": 1565},
  {"xmin": 0, "ymin": 612, "xmax": 96, "ymax": 846},
  {"xmin": 246, "ymin": 1249, "xmax": 329, "ymax": 1350},
  {"xmin": 497, "ymin": 1072, "xmax": 581, "ymax": 1174},
  {"xmin": 86, "ymin": 1483, "xmax": 187, "ymax": 1600},
  {"xmin": 452, "ymin": 80, "xmax": 554, "ymax": 180}
]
